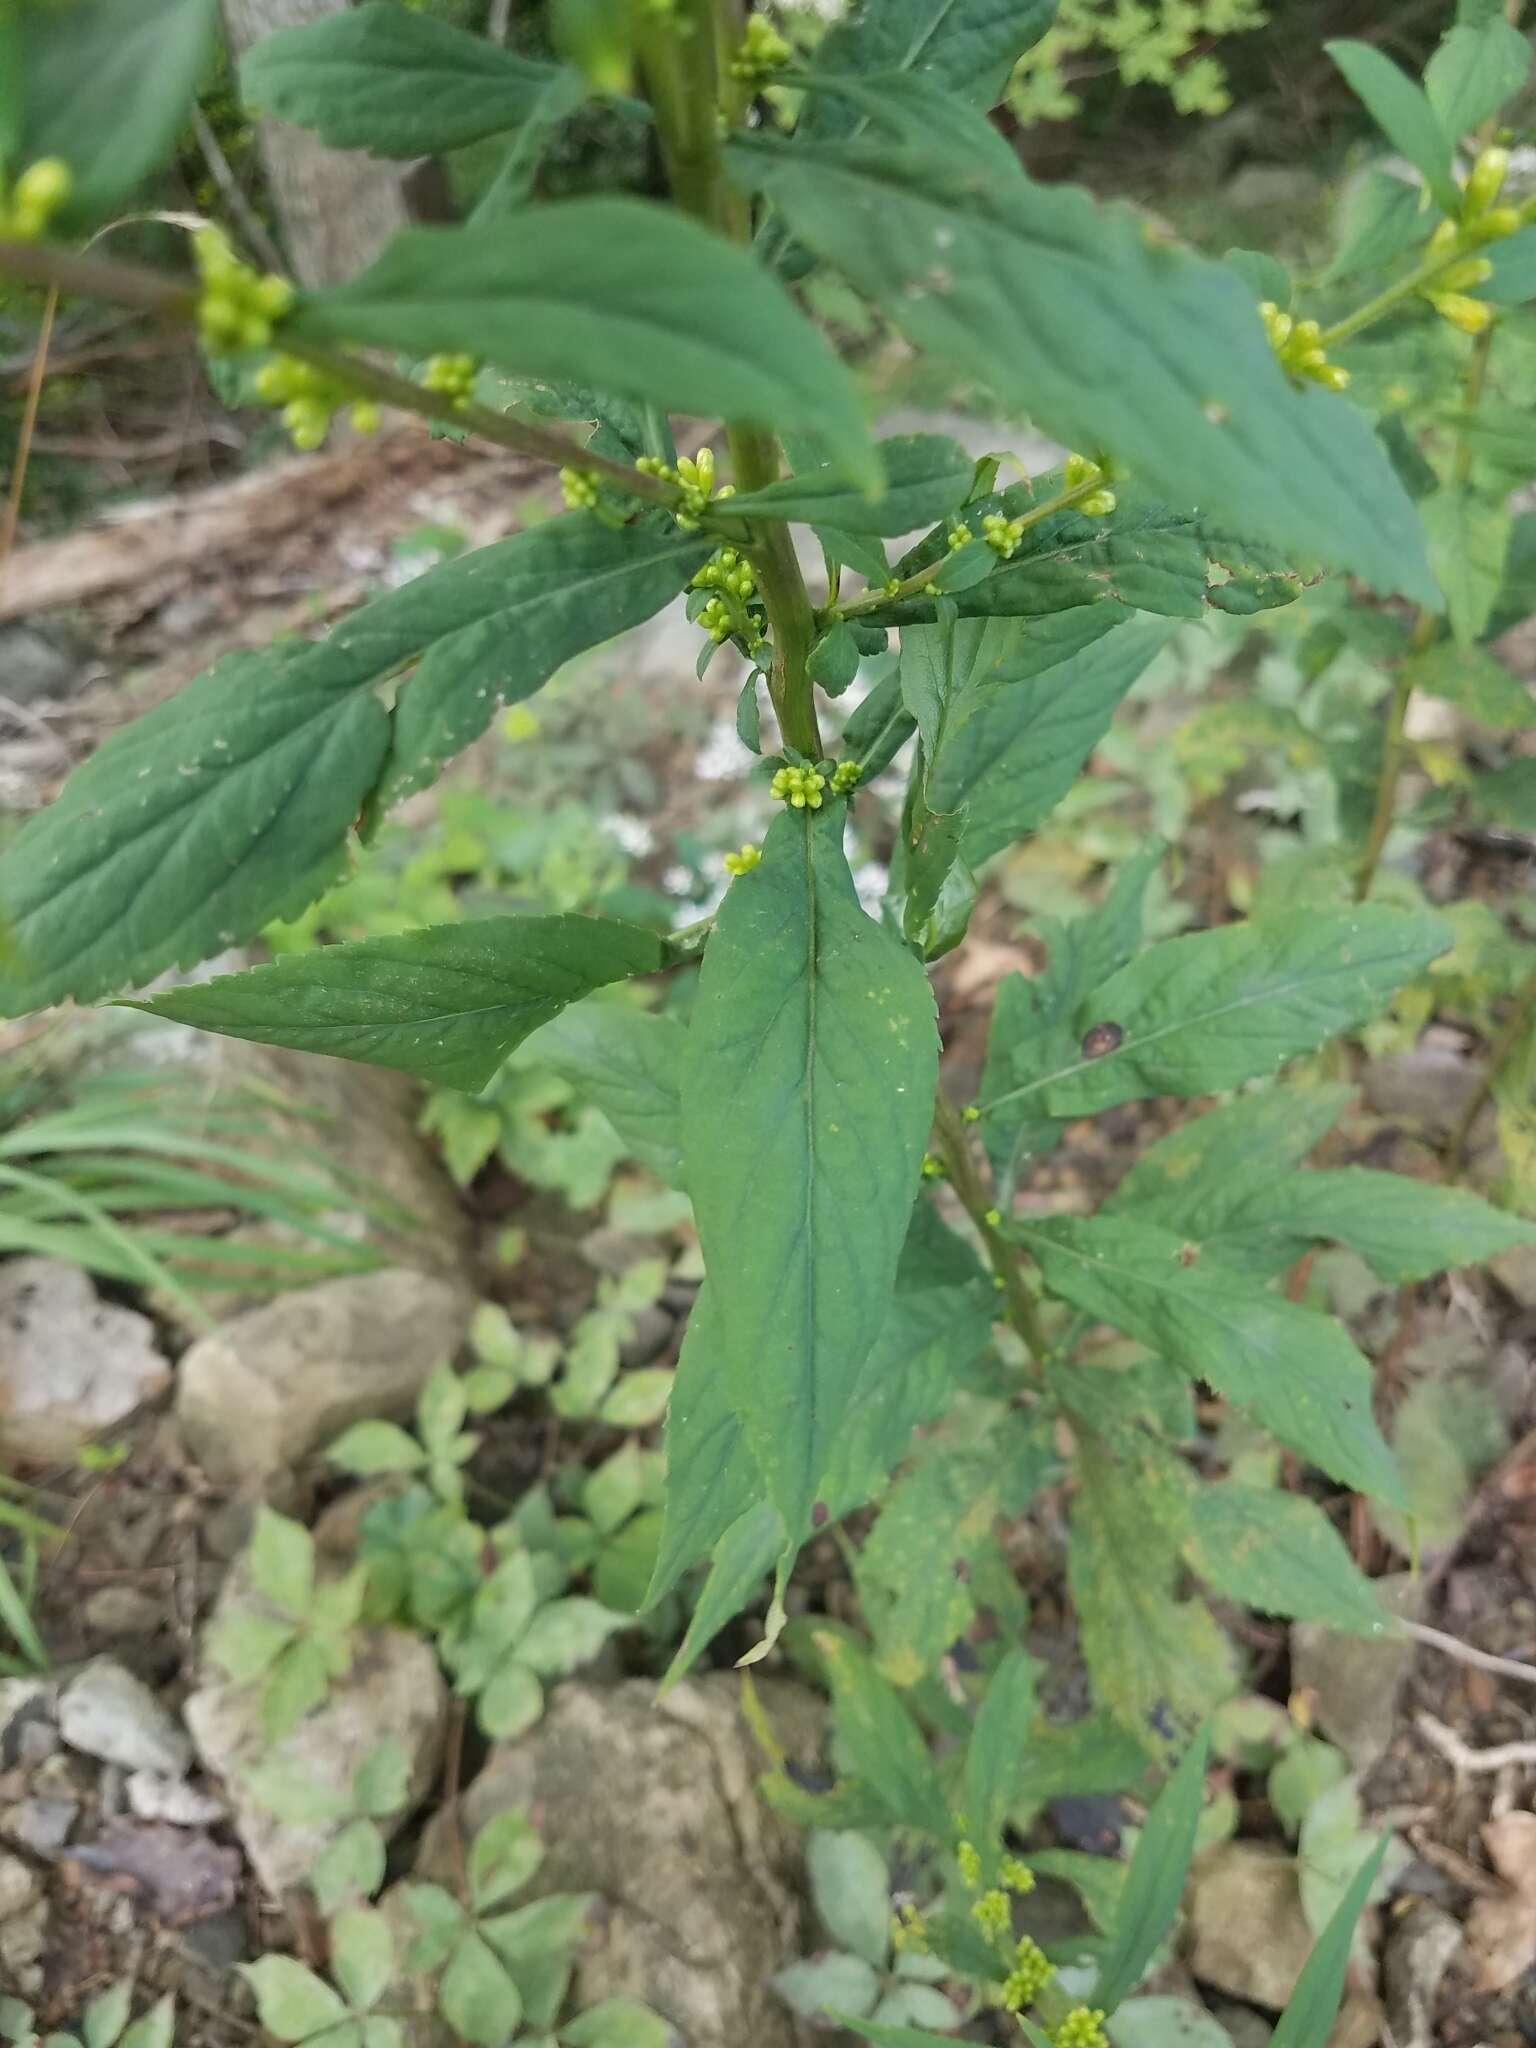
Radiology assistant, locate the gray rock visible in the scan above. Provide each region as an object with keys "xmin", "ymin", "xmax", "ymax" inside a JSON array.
[
  {"xmin": 0, "ymin": 1850, "xmax": 46, "ymax": 1996},
  {"xmin": 0, "ymin": 1850, "xmax": 38, "ymax": 1918},
  {"xmin": 3, "ymin": 1794, "xmax": 77, "ymax": 1857},
  {"xmin": 0, "ymin": 620, "xmax": 97, "ymax": 703},
  {"xmin": 125, "ymin": 1771, "xmax": 226, "ymax": 1827},
  {"xmin": 1364, "ymin": 1044, "xmax": 1481, "ymax": 1137},
  {"xmin": 620, "ymin": 1303, "xmax": 675, "ymax": 1369},
  {"xmin": 176, "ymin": 1267, "xmax": 472, "ymax": 1490},
  {"xmin": 415, "ymin": 1676, "xmax": 822, "ymax": 2048},
  {"xmin": 1383, "ymin": 1900, "xmax": 1462, "ymax": 2048},
  {"xmin": 1492, "ymin": 1243, "xmax": 1536, "ymax": 1310},
  {"xmin": 1292, "ymin": 1573, "xmax": 1423, "ymax": 1773},
  {"xmin": 83, "ymin": 1586, "xmax": 165, "ymax": 1637},
  {"xmin": 185, "ymin": 1562, "xmax": 447, "ymax": 1897},
  {"xmin": 58, "ymin": 1658, "xmax": 191, "ymax": 1778},
  {"xmin": 1188, "ymin": 1842, "xmax": 1314, "ymax": 2010},
  {"xmin": 0, "ymin": 1257, "xmax": 170, "ymax": 1460}
]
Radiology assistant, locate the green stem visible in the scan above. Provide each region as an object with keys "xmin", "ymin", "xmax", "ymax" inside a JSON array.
[
  {"xmin": 932, "ymin": 1088, "xmax": 1051, "ymax": 1364},
  {"xmin": 642, "ymin": 0, "xmax": 821, "ymax": 758},
  {"xmin": 0, "ymin": 235, "xmax": 681, "ymax": 507},
  {"xmin": 1446, "ymin": 963, "xmax": 1536, "ymax": 1180},
  {"xmin": 1353, "ymin": 660, "xmax": 1416, "ymax": 902},
  {"xmin": 832, "ymin": 474, "xmax": 1110, "ymax": 625}
]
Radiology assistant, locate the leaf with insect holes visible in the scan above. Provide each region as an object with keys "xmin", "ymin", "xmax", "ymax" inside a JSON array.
[
  {"xmin": 293, "ymin": 201, "xmax": 878, "ymax": 489},
  {"xmin": 996, "ymin": 905, "xmax": 1451, "ymax": 1121},
  {"xmin": 727, "ymin": 118, "xmax": 1436, "ymax": 606},
  {"xmin": 19, "ymin": 0, "xmax": 220, "ymax": 224},
  {"xmin": 0, "ymin": 519, "xmax": 702, "ymax": 1014},
  {"xmin": 133, "ymin": 915, "xmax": 663, "ymax": 1092},
  {"xmin": 681, "ymin": 803, "xmax": 938, "ymax": 1541},
  {"xmin": 241, "ymin": 2, "xmax": 573, "ymax": 155},
  {"xmin": 1094, "ymin": 1726, "xmax": 1212, "ymax": 2012},
  {"xmin": 1017, "ymin": 1214, "xmax": 1405, "ymax": 1505},
  {"xmin": 1069, "ymin": 1432, "xmax": 1234, "ymax": 1750}
]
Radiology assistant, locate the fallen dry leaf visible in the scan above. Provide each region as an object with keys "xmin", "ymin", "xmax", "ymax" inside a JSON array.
[
  {"xmin": 66, "ymin": 1820, "xmax": 240, "ymax": 1926},
  {"xmin": 1466, "ymin": 1810, "xmax": 1536, "ymax": 1991}
]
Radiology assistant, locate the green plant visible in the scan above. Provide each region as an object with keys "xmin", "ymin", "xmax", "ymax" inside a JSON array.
[
  {"xmin": 1008, "ymin": 0, "xmax": 1268, "ymax": 123},
  {"xmin": 0, "ymin": 1984, "xmax": 175, "ymax": 2048},
  {"xmin": 206, "ymin": 1505, "xmax": 370, "ymax": 1740},
  {"xmin": 5, "ymin": 1, "xmax": 1536, "ymax": 2040}
]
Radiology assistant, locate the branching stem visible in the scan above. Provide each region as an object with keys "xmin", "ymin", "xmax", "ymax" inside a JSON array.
[{"xmin": 932, "ymin": 1087, "xmax": 1052, "ymax": 1365}]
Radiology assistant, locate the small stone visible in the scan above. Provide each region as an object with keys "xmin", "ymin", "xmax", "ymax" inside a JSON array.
[
  {"xmin": 0, "ymin": 1894, "xmax": 46, "ymax": 1995},
  {"xmin": 1383, "ymin": 1900, "xmax": 1462, "ymax": 2048},
  {"xmin": 0, "ymin": 1258, "xmax": 170, "ymax": 1460},
  {"xmin": 1188, "ymin": 1842, "xmax": 1314, "ymax": 2009},
  {"xmin": 0, "ymin": 1850, "xmax": 39, "ymax": 1918},
  {"xmin": 1492, "ymin": 1244, "xmax": 1536, "ymax": 1310},
  {"xmin": 126, "ymin": 1771, "xmax": 226, "ymax": 1827},
  {"xmin": 620, "ymin": 1304, "xmax": 675, "ymax": 1369},
  {"xmin": 4, "ymin": 1795, "xmax": 77, "ymax": 1857},
  {"xmin": 58, "ymin": 1658, "xmax": 192, "ymax": 1778},
  {"xmin": 1292, "ymin": 1573, "xmax": 1422, "ymax": 1773},
  {"xmin": 175, "ymin": 1268, "xmax": 473, "ymax": 1490},
  {"xmin": 83, "ymin": 1587, "xmax": 164, "ymax": 1637}
]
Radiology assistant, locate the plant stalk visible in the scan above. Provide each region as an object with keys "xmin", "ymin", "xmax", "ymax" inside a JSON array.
[
  {"xmin": 1446, "ymin": 962, "xmax": 1536, "ymax": 1179},
  {"xmin": 1353, "ymin": 662, "xmax": 1416, "ymax": 901},
  {"xmin": 932, "ymin": 1088, "xmax": 1051, "ymax": 1364}
]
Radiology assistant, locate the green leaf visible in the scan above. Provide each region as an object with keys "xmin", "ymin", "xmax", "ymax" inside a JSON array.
[
  {"xmin": 808, "ymin": 1831, "xmax": 892, "ymax": 1968},
  {"xmin": 250, "ymin": 1506, "xmax": 315, "ymax": 1618},
  {"xmin": 715, "ymin": 434, "xmax": 972, "ymax": 536},
  {"xmin": 470, "ymin": 69, "xmax": 590, "ymax": 225},
  {"xmin": 83, "ymin": 1984, "xmax": 131, "ymax": 2048},
  {"xmin": 559, "ymin": 2000, "xmax": 674, "ymax": 2048},
  {"xmin": 1183, "ymin": 1484, "xmax": 1390, "ymax": 1636},
  {"xmin": 1406, "ymin": 641, "xmax": 1532, "ymax": 728},
  {"xmin": 119, "ymin": 1999, "xmax": 176, "ymax": 2048},
  {"xmin": 19, "ymin": 0, "xmax": 220, "ymax": 224},
  {"xmin": 1326, "ymin": 41, "xmax": 1458, "ymax": 215},
  {"xmin": 470, "ymin": 1811, "xmax": 543, "ymax": 1912},
  {"xmin": 598, "ymin": 1368, "xmax": 673, "ymax": 1428},
  {"xmin": 206, "ymin": 1608, "xmax": 296, "ymax": 1685},
  {"xmin": 241, "ymin": 2, "xmax": 567, "ymax": 155},
  {"xmin": 133, "ymin": 915, "xmax": 662, "ymax": 1092},
  {"xmin": 1069, "ymin": 1434, "xmax": 1234, "ymax": 1749},
  {"xmin": 313, "ymin": 1820, "xmax": 387, "ymax": 1916},
  {"xmin": 1270, "ymin": 1837, "xmax": 1391, "ymax": 2048},
  {"xmin": 327, "ymin": 1422, "xmax": 427, "ymax": 1477},
  {"xmin": 439, "ymin": 1932, "xmax": 522, "ymax": 2048},
  {"xmin": 516, "ymin": 1598, "xmax": 624, "ymax": 1677},
  {"xmin": 1423, "ymin": 487, "xmax": 1512, "ymax": 646},
  {"xmin": 680, "ymin": 803, "xmax": 938, "ymax": 1536},
  {"xmin": 479, "ymin": 1890, "xmax": 593, "ymax": 1969},
  {"xmin": 1322, "ymin": 170, "xmax": 1425, "ymax": 283},
  {"xmin": 775, "ymin": 1957, "xmax": 882, "ymax": 2024},
  {"xmin": 962, "ymin": 1650, "xmax": 1038, "ymax": 1855},
  {"xmin": 479, "ymin": 1659, "xmax": 544, "ymax": 1739},
  {"xmin": 818, "ymin": 1630, "xmax": 951, "ymax": 1839},
  {"xmin": 795, "ymin": 0, "xmax": 1057, "ymax": 126},
  {"xmin": 330, "ymin": 1908, "xmax": 393, "ymax": 2012},
  {"xmin": 1269, "ymin": 1737, "xmax": 1349, "ymax": 1838},
  {"xmin": 529, "ymin": 1002, "xmax": 685, "ymax": 1187},
  {"xmin": 991, "ymin": 905, "xmax": 1450, "ymax": 1121},
  {"xmin": 1425, "ymin": 13, "xmax": 1531, "ymax": 140},
  {"xmin": 294, "ymin": 201, "xmax": 877, "ymax": 488},
  {"xmin": 239, "ymin": 1960, "xmax": 348, "ymax": 2044},
  {"xmin": 835, "ymin": 2017, "xmax": 964, "ymax": 2047},
  {"xmin": 983, "ymin": 848, "xmax": 1164, "ymax": 1194},
  {"xmin": 263, "ymin": 1637, "xmax": 333, "ymax": 1742},
  {"xmin": 659, "ymin": 1499, "xmax": 783, "ymax": 1691},
  {"xmin": 727, "ymin": 128, "xmax": 1437, "ymax": 607},
  {"xmin": 1108, "ymin": 1999, "xmax": 1238, "ymax": 2048},
  {"xmin": 1019, "ymin": 1215, "xmax": 1404, "ymax": 1505},
  {"xmin": 1094, "ymin": 1726, "xmax": 1212, "ymax": 2013},
  {"xmin": 902, "ymin": 614, "xmax": 1170, "ymax": 866},
  {"xmin": 1233, "ymin": 1168, "xmax": 1536, "ymax": 1284}
]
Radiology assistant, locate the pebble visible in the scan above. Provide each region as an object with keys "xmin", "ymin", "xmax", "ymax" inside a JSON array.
[
  {"xmin": 126, "ymin": 1770, "xmax": 226, "ymax": 1827},
  {"xmin": 83, "ymin": 1586, "xmax": 165, "ymax": 1637},
  {"xmin": 58, "ymin": 1658, "xmax": 192, "ymax": 1778}
]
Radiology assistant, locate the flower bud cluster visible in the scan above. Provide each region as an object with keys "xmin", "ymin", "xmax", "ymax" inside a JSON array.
[
  {"xmin": 770, "ymin": 763, "xmax": 825, "ymax": 810},
  {"xmin": 0, "ymin": 158, "xmax": 71, "ymax": 242},
  {"xmin": 1259, "ymin": 302, "xmax": 1350, "ymax": 391},
  {"xmin": 253, "ymin": 355, "xmax": 380, "ymax": 450},
  {"xmin": 194, "ymin": 228, "xmax": 295, "ymax": 355}
]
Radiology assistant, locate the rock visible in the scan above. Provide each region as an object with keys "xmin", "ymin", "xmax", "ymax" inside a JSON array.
[
  {"xmin": 1492, "ymin": 1243, "xmax": 1536, "ymax": 1310},
  {"xmin": 176, "ymin": 1268, "xmax": 473, "ymax": 1490},
  {"xmin": 83, "ymin": 1586, "xmax": 165, "ymax": 1637},
  {"xmin": 0, "ymin": 1258, "xmax": 170, "ymax": 1460},
  {"xmin": 1188, "ymin": 1842, "xmax": 1315, "ymax": 2010},
  {"xmin": 4, "ymin": 1795, "xmax": 77, "ymax": 1857},
  {"xmin": 1364, "ymin": 1043, "xmax": 1481, "ymax": 1137},
  {"xmin": 58, "ymin": 1658, "xmax": 191, "ymax": 1778},
  {"xmin": 0, "ymin": 1848, "xmax": 46, "ymax": 1996},
  {"xmin": 0, "ymin": 620, "xmax": 97, "ymax": 704},
  {"xmin": 1292, "ymin": 1573, "xmax": 1423, "ymax": 1773},
  {"xmin": 0, "ymin": 1851, "xmax": 38, "ymax": 1919},
  {"xmin": 185, "ymin": 1564, "xmax": 447, "ymax": 1897},
  {"xmin": 1383, "ymin": 1900, "xmax": 1462, "ymax": 2048},
  {"xmin": 90, "ymin": 1020, "xmax": 473, "ymax": 1317},
  {"xmin": 414, "ymin": 1675, "xmax": 822, "ymax": 2048},
  {"xmin": 126, "ymin": 1771, "xmax": 226, "ymax": 1827},
  {"xmin": 620, "ymin": 1303, "xmax": 675, "ymax": 1368}
]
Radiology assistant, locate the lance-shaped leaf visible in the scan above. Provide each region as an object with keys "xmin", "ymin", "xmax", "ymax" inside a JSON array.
[
  {"xmin": 293, "ymin": 200, "xmax": 878, "ymax": 488},
  {"xmin": 712, "ymin": 434, "xmax": 972, "ymax": 536},
  {"xmin": 526, "ymin": 1002, "xmax": 686, "ymax": 1187},
  {"xmin": 1425, "ymin": 9, "xmax": 1532, "ymax": 140},
  {"xmin": 1093, "ymin": 1726, "xmax": 1212, "ymax": 2012},
  {"xmin": 1327, "ymin": 41, "xmax": 1459, "ymax": 213},
  {"xmin": 1014, "ymin": 1214, "xmax": 1405, "ymax": 1504},
  {"xmin": 20, "ymin": 0, "xmax": 221, "ymax": 225},
  {"xmin": 680, "ymin": 805, "xmax": 938, "ymax": 1537},
  {"xmin": 799, "ymin": 0, "xmax": 1057, "ymax": 120},
  {"xmin": 128, "ymin": 915, "xmax": 663, "ymax": 1091},
  {"xmin": 1270, "ymin": 1838, "xmax": 1392, "ymax": 2048},
  {"xmin": 1182, "ymin": 1482, "xmax": 1392, "ymax": 1637},
  {"xmin": 984, "ymin": 905, "xmax": 1452, "ymax": 1123},
  {"xmin": 0, "ymin": 517, "xmax": 703, "ymax": 1014},
  {"xmin": 727, "ymin": 128, "xmax": 1437, "ymax": 606},
  {"xmin": 241, "ymin": 2, "xmax": 572, "ymax": 155}
]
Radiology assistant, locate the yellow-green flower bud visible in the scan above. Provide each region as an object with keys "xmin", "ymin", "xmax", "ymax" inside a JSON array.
[
  {"xmin": 1063, "ymin": 451, "xmax": 1101, "ymax": 489},
  {"xmin": 349, "ymin": 399, "xmax": 382, "ymax": 434},
  {"xmin": 830, "ymin": 760, "xmax": 862, "ymax": 795},
  {"xmin": 956, "ymin": 1840, "xmax": 983, "ymax": 1888},
  {"xmin": 1438, "ymin": 255, "xmax": 1494, "ymax": 291},
  {"xmin": 1470, "ymin": 204, "xmax": 1522, "ymax": 242},
  {"xmin": 1000, "ymin": 1855, "xmax": 1037, "ymax": 1895},
  {"xmin": 1465, "ymin": 145, "xmax": 1510, "ymax": 218},
  {"xmin": 1001, "ymin": 1935, "xmax": 1055, "ymax": 2013},
  {"xmin": 1429, "ymin": 217, "xmax": 1462, "ymax": 257},
  {"xmin": 947, "ymin": 523, "xmax": 973, "ymax": 551},
  {"xmin": 1079, "ymin": 489, "xmax": 1116, "ymax": 517},
  {"xmin": 981, "ymin": 510, "xmax": 1027, "ymax": 558},
  {"xmin": 971, "ymin": 1888, "xmax": 1011, "ymax": 1940},
  {"xmin": 1429, "ymin": 289, "xmax": 1494, "ymax": 333},
  {"xmin": 1053, "ymin": 2008, "xmax": 1109, "ymax": 2048},
  {"xmin": 730, "ymin": 11, "xmax": 792, "ymax": 85},
  {"xmin": 560, "ymin": 466, "xmax": 602, "ymax": 511},
  {"xmin": 723, "ymin": 844, "xmax": 761, "ymax": 876},
  {"xmin": 962, "ymin": 1104, "xmax": 981, "ymax": 1123},
  {"xmin": 770, "ymin": 763, "xmax": 826, "ymax": 811},
  {"xmin": 890, "ymin": 1903, "xmax": 928, "ymax": 1954}
]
